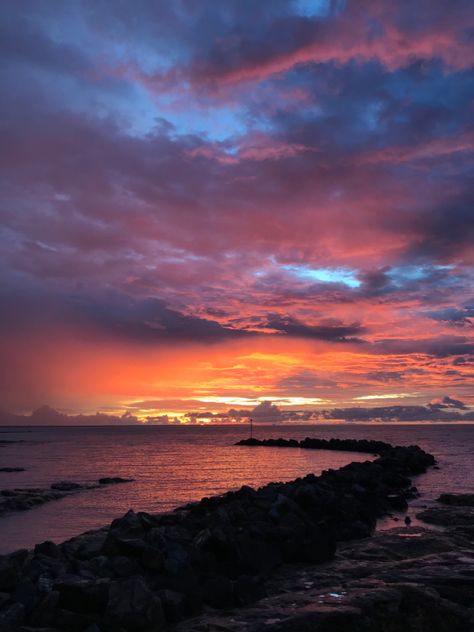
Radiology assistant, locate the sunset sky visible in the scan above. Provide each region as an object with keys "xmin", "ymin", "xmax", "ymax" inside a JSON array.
[{"xmin": 1, "ymin": 1, "xmax": 473, "ymax": 421}]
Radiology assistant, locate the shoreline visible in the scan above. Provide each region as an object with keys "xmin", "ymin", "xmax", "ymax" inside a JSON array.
[{"xmin": 1, "ymin": 437, "xmax": 462, "ymax": 630}]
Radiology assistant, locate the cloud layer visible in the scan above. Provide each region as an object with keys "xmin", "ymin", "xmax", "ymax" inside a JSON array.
[{"xmin": 0, "ymin": 1, "xmax": 473, "ymax": 414}]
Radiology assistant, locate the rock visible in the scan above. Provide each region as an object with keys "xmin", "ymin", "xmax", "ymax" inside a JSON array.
[
  {"xmin": 55, "ymin": 608, "xmax": 99, "ymax": 631},
  {"xmin": 29, "ymin": 591, "xmax": 59, "ymax": 627},
  {"xmin": 50, "ymin": 481, "xmax": 83, "ymax": 492},
  {"xmin": 54, "ymin": 576, "xmax": 110, "ymax": 614},
  {"xmin": 13, "ymin": 579, "xmax": 39, "ymax": 613},
  {"xmin": 99, "ymin": 477, "xmax": 133, "ymax": 485},
  {"xmin": 417, "ymin": 505, "xmax": 474, "ymax": 526},
  {"xmin": 109, "ymin": 509, "xmax": 145, "ymax": 537},
  {"xmin": 34, "ymin": 541, "xmax": 60, "ymax": 559},
  {"xmin": 0, "ymin": 550, "xmax": 28, "ymax": 591},
  {"xmin": 438, "ymin": 493, "xmax": 474, "ymax": 507},
  {"xmin": 0, "ymin": 602, "xmax": 25, "ymax": 627},
  {"xmin": 386, "ymin": 493, "xmax": 408, "ymax": 511},
  {"xmin": 234, "ymin": 575, "xmax": 266, "ymax": 606},
  {"xmin": 104, "ymin": 577, "xmax": 165, "ymax": 631},
  {"xmin": 61, "ymin": 529, "xmax": 108, "ymax": 561},
  {"xmin": 0, "ymin": 468, "xmax": 25, "ymax": 473},
  {"xmin": 201, "ymin": 575, "xmax": 235, "ymax": 609}
]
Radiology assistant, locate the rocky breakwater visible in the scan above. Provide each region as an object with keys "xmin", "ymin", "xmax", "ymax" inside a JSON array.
[{"xmin": 0, "ymin": 439, "xmax": 436, "ymax": 631}]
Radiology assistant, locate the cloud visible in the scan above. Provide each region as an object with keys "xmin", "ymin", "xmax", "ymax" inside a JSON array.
[
  {"xmin": 0, "ymin": 291, "xmax": 250, "ymax": 344},
  {"xmin": 0, "ymin": 1, "xmax": 473, "ymax": 413},
  {"xmin": 186, "ymin": 1, "xmax": 474, "ymax": 88},
  {"xmin": 264, "ymin": 316, "xmax": 365, "ymax": 341},
  {"xmin": 325, "ymin": 397, "xmax": 474, "ymax": 422},
  {"xmin": 3, "ymin": 395, "xmax": 473, "ymax": 425},
  {"xmin": 2, "ymin": 406, "xmax": 138, "ymax": 426},
  {"xmin": 248, "ymin": 400, "xmax": 285, "ymax": 423},
  {"xmin": 430, "ymin": 395, "xmax": 467, "ymax": 410}
]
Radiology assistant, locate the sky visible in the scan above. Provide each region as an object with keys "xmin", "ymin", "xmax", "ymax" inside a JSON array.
[{"xmin": 0, "ymin": 0, "xmax": 473, "ymax": 422}]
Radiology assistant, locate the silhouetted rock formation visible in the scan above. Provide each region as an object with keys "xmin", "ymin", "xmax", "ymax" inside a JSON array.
[
  {"xmin": 0, "ymin": 439, "xmax": 440, "ymax": 630},
  {"xmin": 236, "ymin": 436, "xmax": 395, "ymax": 455},
  {"xmin": 0, "ymin": 478, "xmax": 133, "ymax": 517}
]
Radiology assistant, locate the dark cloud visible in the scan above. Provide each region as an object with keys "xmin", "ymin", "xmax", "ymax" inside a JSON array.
[
  {"xmin": 408, "ymin": 196, "xmax": 474, "ymax": 263},
  {"xmin": 430, "ymin": 395, "xmax": 467, "ymax": 410},
  {"xmin": 370, "ymin": 336, "xmax": 474, "ymax": 357},
  {"xmin": 428, "ymin": 305, "xmax": 474, "ymax": 328},
  {"xmin": 0, "ymin": 290, "xmax": 250, "ymax": 343},
  {"xmin": 453, "ymin": 356, "xmax": 474, "ymax": 366},
  {"xmin": 264, "ymin": 316, "xmax": 365, "ymax": 341},
  {"xmin": 276, "ymin": 370, "xmax": 337, "ymax": 394},
  {"xmin": 325, "ymin": 398, "xmax": 474, "ymax": 422},
  {"xmin": 365, "ymin": 371, "xmax": 404, "ymax": 383},
  {"xmin": 1, "ymin": 405, "xmax": 138, "ymax": 426}
]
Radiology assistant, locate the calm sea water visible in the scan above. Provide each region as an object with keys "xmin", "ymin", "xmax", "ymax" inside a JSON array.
[{"xmin": 0, "ymin": 423, "xmax": 473, "ymax": 553}]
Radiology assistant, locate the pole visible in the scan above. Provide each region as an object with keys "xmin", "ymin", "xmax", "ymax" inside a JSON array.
[{"xmin": 250, "ymin": 417, "xmax": 253, "ymax": 439}]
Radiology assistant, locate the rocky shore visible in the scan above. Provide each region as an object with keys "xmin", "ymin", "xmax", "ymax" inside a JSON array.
[
  {"xmin": 177, "ymin": 518, "xmax": 474, "ymax": 631},
  {"xmin": 0, "ymin": 438, "xmax": 450, "ymax": 630},
  {"xmin": 0, "ymin": 478, "xmax": 133, "ymax": 517}
]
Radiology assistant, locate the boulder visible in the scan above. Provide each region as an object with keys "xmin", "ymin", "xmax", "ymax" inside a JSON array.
[
  {"xmin": 50, "ymin": 482, "xmax": 83, "ymax": 492},
  {"xmin": 98, "ymin": 477, "xmax": 133, "ymax": 485},
  {"xmin": 104, "ymin": 577, "xmax": 165, "ymax": 631},
  {"xmin": 34, "ymin": 542, "xmax": 60, "ymax": 559},
  {"xmin": 54, "ymin": 576, "xmax": 109, "ymax": 614},
  {"xmin": 438, "ymin": 493, "xmax": 474, "ymax": 507}
]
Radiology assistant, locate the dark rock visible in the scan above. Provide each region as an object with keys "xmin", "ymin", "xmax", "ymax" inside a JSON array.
[
  {"xmin": 110, "ymin": 554, "xmax": 142, "ymax": 578},
  {"xmin": 438, "ymin": 493, "xmax": 474, "ymax": 507},
  {"xmin": 0, "ymin": 468, "xmax": 25, "ymax": 473},
  {"xmin": 54, "ymin": 576, "xmax": 109, "ymax": 614},
  {"xmin": 417, "ymin": 505, "xmax": 474, "ymax": 526},
  {"xmin": 201, "ymin": 575, "xmax": 235, "ymax": 609},
  {"xmin": 0, "ymin": 602, "xmax": 25, "ymax": 627},
  {"xmin": 109, "ymin": 509, "xmax": 145, "ymax": 537},
  {"xmin": 61, "ymin": 529, "xmax": 108, "ymax": 561},
  {"xmin": 104, "ymin": 577, "xmax": 165, "ymax": 631},
  {"xmin": 0, "ymin": 550, "xmax": 28, "ymax": 591},
  {"xmin": 29, "ymin": 591, "xmax": 59, "ymax": 627},
  {"xmin": 386, "ymin": 494, "xmax": 408, "ymax": 511},
  {"xmin": 98, "ymin": 477, "xmax": 133, "ymax": 485},
  {"xmin": 34, "ymin": 541, "xmax": 60, "ymax": 559},
  {"xmin": 13, "ymin": 579, "xmax": 38, "ymax": 613},
  {"xmin": 55, "ymin": 608, "xmax": 98, "ymax": 631},
  {"xmin": 234, "ymin": 575, "xmax": 266, "ymax": 606},
  {"xmin": 50, "ymin": 481, "xmax": 83, "ymax": 492}
]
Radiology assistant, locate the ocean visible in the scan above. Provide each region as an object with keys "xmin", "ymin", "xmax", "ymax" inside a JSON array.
[{"xmin": 0, "ymin": 423, "xmax": 473, "ymax": 553}]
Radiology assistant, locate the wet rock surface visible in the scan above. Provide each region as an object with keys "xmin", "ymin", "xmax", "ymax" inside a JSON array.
[
  {"xmin": 0, "ymin": 478, "xmax": 133, "ymax": 517},
  {"xmin": 177, "ymin": 526, "xmax": 474, "ymax": 631},
  {"xmin": 0, "ymin": 439, "xmax": 444, "ymax": 630},
  {"xmin": 416, "ymin": 492, "xmax": 474, "ymax": 533}
]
